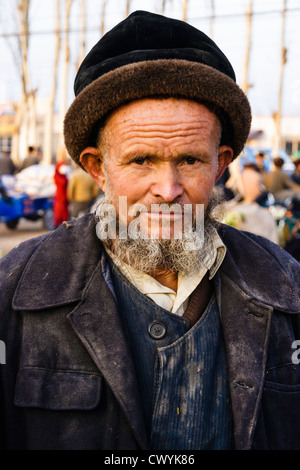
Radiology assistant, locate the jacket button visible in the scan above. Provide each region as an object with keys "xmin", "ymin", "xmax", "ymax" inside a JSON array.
[{"xmin": 148, "ymin": 321, "xmax": 166, "ymax": 339}]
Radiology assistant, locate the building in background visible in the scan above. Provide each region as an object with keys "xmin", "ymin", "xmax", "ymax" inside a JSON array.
[
  {"xmin": 0, "ymin": 99, "xmax": 62, "ymax": 166},
  {"xmin": 250, "ymin": 115, "xmax": 300, "ymax": 158},
  {"xmin": 1, "ymin": 101, "xmax": 300, "ymax": 168}
]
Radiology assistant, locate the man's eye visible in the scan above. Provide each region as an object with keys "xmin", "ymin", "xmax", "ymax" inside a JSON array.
[
  {"xmin": 185, "ymin": 156, "xmax": 198, "ymax": 165},
  {"xmin": 133, "ymin": 157, "xmax": 147, "ymax": 165}
]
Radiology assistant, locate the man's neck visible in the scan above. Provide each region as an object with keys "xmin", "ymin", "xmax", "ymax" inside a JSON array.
[
  {"xmin": 152, "ymin": 269, "xmax": 178, "ymax": 291},
  {"xmin": 104, "ymin": 243, "xmax": 180, "ymax": 291}
]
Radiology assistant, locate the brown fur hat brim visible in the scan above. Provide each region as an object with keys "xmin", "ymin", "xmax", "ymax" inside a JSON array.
[{"xmin": 64, "ymin": 59, "xmax": 251, "ymax": 168}]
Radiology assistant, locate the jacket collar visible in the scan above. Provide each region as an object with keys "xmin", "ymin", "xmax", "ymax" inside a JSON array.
[
  {"xmin": 218, "ymin": 269, "xmax": 272, "ymax": 449},
  {"xmin": 218, "ymin": 224, "xmax": 300, "ymax": 314},
  {"xmin": 13, "ymin": 216, "xmax": 300, "ymax": 314},
  {"xmin": 67, "ymin": 258, "xmax": 149, "ymax": 449},
  {"xmin": 13, "ymin": 215, "xmax": 101, "ymax": 311}
]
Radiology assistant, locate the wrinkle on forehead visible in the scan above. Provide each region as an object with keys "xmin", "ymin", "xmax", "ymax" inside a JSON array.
[{"xmin": 97, "ymin": 98, "xmax": 222, "ymax": 159}]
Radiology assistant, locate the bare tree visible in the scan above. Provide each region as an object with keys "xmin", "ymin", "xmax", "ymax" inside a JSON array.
[
  {"xmin": 17, "ymin": 0, "xmax": 30, "ymax": 98},
  {"xmin": 182, "ymin": 0, "xmax": 189, "ymax": 21},
  {"xmin": 100, "ymin": 0, "xmax": 107, "ymax": 37},
  {"xmin": 44, "ymin": 0, "xmax": 61, "ymax": 164},
  {"xmin": 209, "ymin": 0, "xmax": 215, "ymax": 39},
  {"xmin": 161, "ymin": 0, "xmax": 173, "ymax": 15},
  {"xmin": 59, "ymin": 0, "xmax": 74, "ymax": 152},
  {"xmin": 126, "ymin": 0, "xmax": 130, "ymax": 17},
  {"xmin": 241, "ymin": 0, "xmax": 253, "ymax": 95},
  {"xmin": 273, "ymin": 0, "xmax": 288, "ymax": 156},
  {"xmin": 77, "ymin": 0, "xmax": 86, "ymax": 69},
  {"xmin": 8, "ymin": 0, "xmax": 37, "ymax": 164}
]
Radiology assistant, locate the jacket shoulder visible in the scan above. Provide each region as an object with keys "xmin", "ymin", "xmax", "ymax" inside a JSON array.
[
  {"xmin": 218, "ymin": 223, "xmax": 300, "ymax": 311},
  {"xmin": 219, "ymin": 223, "xmax": 300, "ymax": 273},
  {"xmin": 2, "ymin": 215, "xmax": 102, "ymax": 311},
  {"xmin": 0, "ymin": 232, "xmax": 52, "ymax": 290}
]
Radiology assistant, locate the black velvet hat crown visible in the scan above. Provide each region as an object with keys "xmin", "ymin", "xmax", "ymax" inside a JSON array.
[{"xmin": 64, "ymin": 10, "xmax": 251, "ymax": 167}]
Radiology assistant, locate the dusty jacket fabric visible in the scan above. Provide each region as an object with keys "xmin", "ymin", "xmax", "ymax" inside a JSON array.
[{"xmin": 1, "ymin": 214, "xmax": 300, "ymax": 450}]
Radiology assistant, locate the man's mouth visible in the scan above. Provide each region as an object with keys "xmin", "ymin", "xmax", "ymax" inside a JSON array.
[{"xmin": 145, "ymin": 211, "xmax": 183, "ymax": 219}]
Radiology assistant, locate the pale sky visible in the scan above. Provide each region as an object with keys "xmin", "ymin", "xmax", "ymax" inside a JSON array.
[{"xmin": 1, "ymin": 0, "xmax": 300, "ymax": 117}]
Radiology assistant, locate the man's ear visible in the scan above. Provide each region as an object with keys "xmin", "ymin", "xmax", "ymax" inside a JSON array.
[
  {"xmin": 80, "ymin": 147, "xmax": 106, "ymax": 192},
  {"xmin": 215, "ymin": 145, "xmax": 234, "ymax": 183}
]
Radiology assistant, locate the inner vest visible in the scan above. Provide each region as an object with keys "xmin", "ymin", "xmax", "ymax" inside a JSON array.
[{"xmin": 106, "ymin": 256, "xmax": 233, "ymax": 450}]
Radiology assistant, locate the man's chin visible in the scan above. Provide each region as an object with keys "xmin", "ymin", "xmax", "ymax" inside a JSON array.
[
  {"xmin": 94, "ymin": 192, "xmax": 223, "ymax": 275},
  {"xmin": 105, "ymin": 237, "xmax": 200, "ymax": 276}
]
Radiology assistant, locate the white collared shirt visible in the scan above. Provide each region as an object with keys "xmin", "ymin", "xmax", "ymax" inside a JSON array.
[{"xmin": 105, "ymin": 229, "xmax": 226, "ymax": 316}]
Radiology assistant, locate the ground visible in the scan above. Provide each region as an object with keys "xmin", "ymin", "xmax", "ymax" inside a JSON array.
[{"xmin": 0, "ymin": 218, "xmax": 48, "ymax": 257}]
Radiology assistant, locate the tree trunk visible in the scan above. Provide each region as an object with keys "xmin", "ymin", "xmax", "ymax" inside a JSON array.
[
  {"xmin": 100, "ymin": 0, "xmax": 107, "ymax": 37},
  {"xmin": 126, "ymin": 0, "xmax": 130, "ymax": 17},
  {"xmin": 182, "ymin": 0, "xmax": 189, "ymax": 21},
  {"xmin": 44, "ymin": 0, "xmax": 61, "ymax": 164},
  {"xmin": 241, "ymin": 0, "xmax": 253, "ymax": 95},
  {"xmin": 209, "ymin": 0, "xmax": 215, "ymax": 39},
  {"xmin": 77, "ymin": 0, "xmax": 86, "ymax": 69},
  {"xmin": 273, "ymin": 0, "xmax": 288, "ymax": 156},
  {"xmin": 59, "ymin": 0, "xmax": 73, "ymax": 153},
  {"xmin": 10, "ymin": 0, "xmax": 37, "ymax": 163}
]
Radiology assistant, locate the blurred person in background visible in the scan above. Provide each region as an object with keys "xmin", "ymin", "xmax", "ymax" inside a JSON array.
[
  {"xmin": 255, "ymin": 152, "xmax": 267, "ymax": 174},
  {"xmin": 0, "ymin": 151, "xmax": 16, "ymax": 176},
  {"xmin": 240, "ymin": 162, "xmax": 266, "ymax": 203},
  {"xmin": 223, "ymin": 162, "xmax": 278, "ymax": 243},
  {"xmin": 18, "ymin": 146, "xmax": 40, "ymax": 172},
  {"xmin": 53, "ymin": 147, "xmax": 70, "ymax": 228},
  {"xmin": 291, "ymin": 157, "xmax": 300, "ymax": 186},
  {"xmin": 264, "ymin": 157, "xmax": 300, "ymax": 201},
  {"xmin": 67, "ymin": 164, "xmax": 101, "ymax": 218}
]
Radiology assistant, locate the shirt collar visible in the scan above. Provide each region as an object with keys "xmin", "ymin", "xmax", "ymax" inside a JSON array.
[{"xmin": 104, "ymin": 228, "xmax": 226, "ymax": 315}]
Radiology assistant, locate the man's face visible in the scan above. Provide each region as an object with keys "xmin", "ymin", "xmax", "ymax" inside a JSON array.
[{"xmin": 81, "ymin": 98, "xmax": 233, "ymax": 239}]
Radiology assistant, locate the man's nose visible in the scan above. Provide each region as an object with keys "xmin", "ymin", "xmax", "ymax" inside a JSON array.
[{"xmin": 150, "ymin": 165, "xmax": 184, "ymax": 202}]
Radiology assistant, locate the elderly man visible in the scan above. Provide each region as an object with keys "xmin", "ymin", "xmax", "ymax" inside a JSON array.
[{"xmin": 1, "ymin": 11, "xmax": 300, "ymax": 451}]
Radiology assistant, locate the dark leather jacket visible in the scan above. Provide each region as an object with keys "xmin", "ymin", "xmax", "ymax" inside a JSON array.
[{"xmin": 1, "ymin": 214, "xmax": 300, "ymax": 450}]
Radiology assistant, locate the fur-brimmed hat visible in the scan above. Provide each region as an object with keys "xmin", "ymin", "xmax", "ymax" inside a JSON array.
[{"xmin": 64, "ymin": 10, "xmax": 251, "ymax": 167}]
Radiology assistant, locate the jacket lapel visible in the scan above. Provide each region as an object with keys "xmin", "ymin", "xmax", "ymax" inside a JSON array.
[
  {"xmin": 67, "ymin": 259, "xmax": 149, "ymax": 450},
  {"xmin": 219, "ymin": 270, "xmax": 272, "ymax": 450},
  {"xmin": 217, "ymin": 224, "xmax": 300, "ymax": 449}
]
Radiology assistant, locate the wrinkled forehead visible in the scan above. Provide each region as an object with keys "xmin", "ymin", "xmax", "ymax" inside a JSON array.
[{"xmin": 96, "ymin": 97, "xmax": 223, "ymax": 149}]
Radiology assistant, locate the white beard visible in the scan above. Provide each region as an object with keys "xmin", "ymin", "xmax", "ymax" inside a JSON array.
[{"xmin": 93, "ymin": 194, "xmax": 222, "ymax": 276}]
